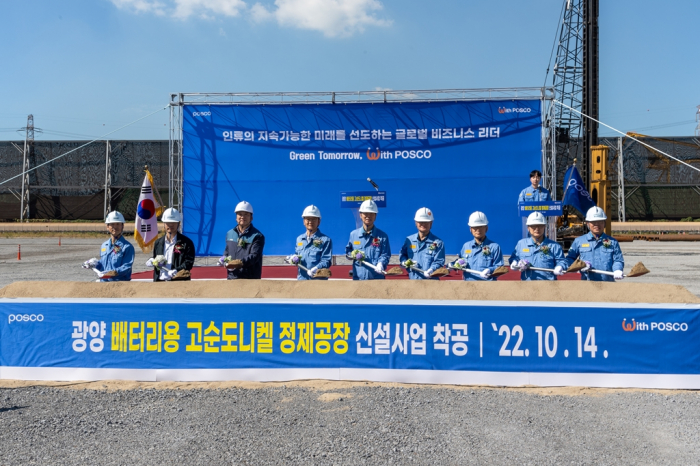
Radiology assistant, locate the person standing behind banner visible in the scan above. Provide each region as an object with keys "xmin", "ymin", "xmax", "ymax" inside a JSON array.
[
  {"xmin": 509, "ymin": 212, "xmax": 567, "ymax": 281},
  {"xmin": 345, "ymin": 199, "xmax": 390, "ymax": 280},
  {"xmin": 566, "ymin": 206, "xmax": 624, "ymax": 282},
  {"xmin": 518, "ymin": 170, "xmax": 551, "ymax": 203},
  {"xmin": 292, "ymin": 205, "xmax": 333, "ymax": 280},
  {"xmin": 82, "ymin": 211, "xmax": 135, "ymax": 282},
  {"xmin": 450, "ymin": 211, "xmax": 504, "ymax": 281},
  {"xmin": 399, "ymin": 207, "xmax": 445, "ymax": 280},
  {"xmin": 223, "ymin": 201, "xmax": 265, "ymax": 279},
  {"xmin": 147, "ymin": 208, "xmax": 195, "ymax": 282}
]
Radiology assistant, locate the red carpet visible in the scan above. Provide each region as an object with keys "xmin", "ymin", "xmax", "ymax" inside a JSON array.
[{"xmin": 132, "ymin": 265, "xmax": 581, "ymax": 281}]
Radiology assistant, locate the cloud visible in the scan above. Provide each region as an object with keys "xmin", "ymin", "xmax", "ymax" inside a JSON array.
[
  {"xmin": 253, "ymin": 0, "xmax": 391, "ymax": 37},
  {"xmin": 110, "ymin": 0, "xmax": 246, "ymax": 19},
  {"xmin": 110, "ymin": 0, "xmax": 168, "ymax": 15},
  {"xmin": 110, "ymin": 0, "xmax": 391, "ymax": 36}
]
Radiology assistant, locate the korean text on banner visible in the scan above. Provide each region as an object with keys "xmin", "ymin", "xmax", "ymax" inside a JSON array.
[{"xmin": 134, "ymin": 170, "xmax": 163, "ymax": 252}]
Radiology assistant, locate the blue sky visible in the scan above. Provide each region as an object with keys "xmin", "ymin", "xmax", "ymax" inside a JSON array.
[{"xmin": 0, "ymin": 0, "xmax": 697, "ymax": 141}]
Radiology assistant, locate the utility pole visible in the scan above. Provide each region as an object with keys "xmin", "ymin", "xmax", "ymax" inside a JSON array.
[{"xmin": 20, "ymin": 114, "xmax": 34, "ymax": 222}]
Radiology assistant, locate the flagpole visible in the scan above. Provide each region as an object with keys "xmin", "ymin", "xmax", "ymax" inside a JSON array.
[{"xmin": 144, "ymin": 165, "xmax": 165, "ymax": 210}]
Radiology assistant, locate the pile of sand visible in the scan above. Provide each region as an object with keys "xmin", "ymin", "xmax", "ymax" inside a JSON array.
[{"xmin": 0, "ymin": 280, "xmax": 697, "ymax": 303}]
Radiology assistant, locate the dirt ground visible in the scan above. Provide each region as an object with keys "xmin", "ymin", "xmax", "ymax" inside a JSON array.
[{"xmin": 1, "ymin": 279, "xmax": 698, "ymax": 303}]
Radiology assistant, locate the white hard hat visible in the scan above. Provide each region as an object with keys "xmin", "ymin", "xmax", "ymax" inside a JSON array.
[
  {"xmin": 359, "ymin": 199, "xmax": 378, "ymax": 214},
  {"xmin": 468, "ymin": 211, "xmax": 488, "ymax": 227},
  {"xmin": 301, "ymin": 205, "xmax": 321, "ymax": 218},
  {"xmin": 234, "ymin": 201, "xmax": 254, "ymax": 214},
  {"xmin": 585, "ymin": 206, "xmax": 607, "ymax": 222},
  {"xmin": 526, "ymin": 212, "xmax": 547, "ymax": 226},
  {"xmin": 414, "ymin": 207, "xmax": 434, "ymax": 222},
  {"xmin": 105, "ymin": 211, "xmax": 125, "ymax": 224},
  {"xmin": 161, "ymin": 208, "xmax": 181, "ymax": 223}
]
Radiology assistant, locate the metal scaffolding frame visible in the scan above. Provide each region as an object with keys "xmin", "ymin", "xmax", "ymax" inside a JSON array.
[
  {"xmin": 551, "ymin": 0, "xmax": 585, "ymax": 191},
  {"xmin": 168, "ymin": 88, "xmax": 556, "ymax": 223}
]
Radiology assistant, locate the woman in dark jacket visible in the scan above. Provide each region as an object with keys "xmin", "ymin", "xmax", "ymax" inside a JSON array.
[{"xmin": 148, "ymin": 208, "xmax": 195, "ymax": 281}]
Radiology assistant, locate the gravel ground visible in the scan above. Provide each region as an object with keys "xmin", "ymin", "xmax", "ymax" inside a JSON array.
[
  {"xmin": 1, "ymin": 237, "xmax": 700, "ymax": 465},
  {"xmin": 1, "ymin": 384, "xmax": 700, "ymax": 465},
  {"xmin": 0, "ymin": 237, "xmax": 698, "ymax": 296}
]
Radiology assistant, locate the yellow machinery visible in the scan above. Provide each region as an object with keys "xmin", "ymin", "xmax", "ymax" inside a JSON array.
[{"xmin": 590, "ymin": 145, "xmax": 612, "ymax": 235}]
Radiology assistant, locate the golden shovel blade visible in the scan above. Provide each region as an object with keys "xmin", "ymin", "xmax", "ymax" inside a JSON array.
[
  {"xmin": 384, "ymin": 266, "xmax": 404, "ymax": 276},
  {"xmin": 567, "ymin": 258, "xmax": 588, "ymax": 273},
  {"xmin": 627, "ymin": 262, "xmax": 650, "ymax": 278},
  {"xmin": 429, "ymin": 267, "xmax": 450, "ymax": 278},
  {"xmin": 491, "ymin": 265, "xmax": 511, "ymax": 277}
]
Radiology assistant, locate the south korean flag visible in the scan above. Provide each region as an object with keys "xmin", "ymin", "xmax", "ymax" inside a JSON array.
[{"xmin": 134, "ymin": 170, "xmax": 162, "ymax": 252}]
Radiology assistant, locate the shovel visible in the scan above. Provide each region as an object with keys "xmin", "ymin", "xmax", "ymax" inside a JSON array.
[
  {"xmin": 359, "ymin": 260, "xmax": 404, "ymax": 276},
  {"xmin": 406, "ymin": 264, "xmax": 450, "ymax": 278},
  {"xmin": 587, "ymin": 262, "xmax": 650, "ymax": 278},
  {"xmin": 525, "ymin": 258, "xmax": 588, "ymax": 274},
  {"xmin": 286, "ymin": 259, "xmax": 332, "ymax": 278},
  {"xmin": 447, "ymin": 265, "xmax": 511, "ymax": 278}
]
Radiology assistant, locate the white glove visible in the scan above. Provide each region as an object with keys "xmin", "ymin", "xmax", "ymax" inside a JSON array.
[
  {"xmin": 83, "ymin": 258, "xmax": 99, "ymax": 269},
  {"xmin": 168, "ymin": 269, "xmax": 178, "ymax": 278},
  {"xmin": 376, "ymin": 262, "xmax": 385, "ymax": 273},
  {"xmin": 422, "ymin": 269, "xmax": 432, "ymax": 279},
  {"xmin": 308, "ymin": 267, "xmax": 318, "ymax": 278},
  {"xmin": 553, "ymin": 265, "xmax": 565, "ymax": 276},
  {"xmin": 614, "ymin": 270, "xmax": 624, "ymax": 280},
  {"xmin": 146, "ymin": 258, "xmax": 155, "ymax": 267},
  {"xmin": 510, "ymin": 261, "xmax": 520, "ymax": 271},
  {"xmin": 581, "ymin": 261, "xmax": 592, "ymax": 272},
  {"xmin": 479, "ymin": 268, "xmax": 492, "ymax": 279},
  {"xmin": 517, "ymin": 259, "xmax": 531, "ymax": 270},
  {"xmin": 96, "ymin": 270, "xmax": 106, "ymax": 278}
]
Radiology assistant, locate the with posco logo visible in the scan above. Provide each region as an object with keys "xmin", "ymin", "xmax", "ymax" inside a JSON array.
[
  {"xmin": 621, "ymin": 318, "xmax": 687, "ymax": 332},
  {"xmin": 8, "ymin": 314, "xmax": 44, "ymax": 324},
  {"xmin": 497, "ymin": 107, "xmax": 532, "ymax": 114}
]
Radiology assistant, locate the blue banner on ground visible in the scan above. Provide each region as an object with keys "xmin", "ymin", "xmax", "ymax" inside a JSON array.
[
  {"xmin": 2, "ymin": 299, "xmax": 699, "ymax": 388},
  {"xmin": 518, "ymin": 201, "xmax": 563, "ymax": 217},
  {"xmin": 182, "ymin": 100, "xmax": 543, "ymax": 256}
]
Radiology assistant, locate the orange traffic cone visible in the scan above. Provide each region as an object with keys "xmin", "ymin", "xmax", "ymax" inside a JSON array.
[{"xmin": 17, "ymin": 245, "xmax": 21, "ymax": 260}]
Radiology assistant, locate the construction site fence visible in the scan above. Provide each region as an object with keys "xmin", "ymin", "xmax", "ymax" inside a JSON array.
[{"xmin": 1, "ymin": 137, "xmax": 699, "ymax": 221}]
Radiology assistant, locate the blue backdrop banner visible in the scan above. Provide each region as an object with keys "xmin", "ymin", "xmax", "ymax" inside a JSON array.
[
  {"xmin": 182, "ymin": 100, "xmax": 543, "ymax": 256},
  {"xmin": 2, "ymin": 299, "xmax": 699, "ymax": 388}
]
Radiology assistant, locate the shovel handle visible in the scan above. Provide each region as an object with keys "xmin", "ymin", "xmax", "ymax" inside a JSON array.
[
  {"xmin": 447, "ymin": 266, "xmax": 481, "ymax": 275},
  {"xmin": 587, "ymin": 268, "xmax": 615, "ymax": 277},
  {"xmin": 360, "ymin": 260, "xmax": 386, "ymax": 275},
  {"xmin": 407, "ymin": 265, "xmax": 425, "ymax": 273},
  {"xmin": 528, "ymin": 266, "xmax": 556, "ymax": 273}
]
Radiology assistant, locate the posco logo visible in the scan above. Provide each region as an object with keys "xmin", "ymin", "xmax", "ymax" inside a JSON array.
[
  {"xmin": 192, "ymin": 111, "xmax": 211, "ymax": 117},
  {"xmin": 498, "ymin": 107, "xmax": 532, "ymax": 114},
  {"xmin": 622, "ymin": 318, "xmax": 687, "ymax": 332},
  {"xmin": 8, "ymin": 314, "xmax": 44, "ymax": 324},
  {"xmin": 366, "ymin": 148, "xmax": 432, "ymax": 160}
]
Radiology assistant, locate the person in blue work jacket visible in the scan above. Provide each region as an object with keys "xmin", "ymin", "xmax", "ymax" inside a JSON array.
[
  {"xmin": 566, "ymin": 206, "xmax": 624, "ymax": 281},
  {"xmin": 509, "ymin": 212, "xmax": 567, "ymax": 281},
  {"xmin": 82, "ymin": 211, "xmax": 134, "ymax": 281},
  {"xmin": 518, "ymin": 170, "xmax": 551, "ymax": 203},
  {"xmin": 223, "ymin": 201, "xmax": 265, "ymax": 279},
  {"xmin": 450, "ymin": 211, "xmax": 504, "ymax": 281},
  {"xmin": 399, "ymin": 207, "xmax": 445, "ymax": 280},
  {"xmin": 289, "ymin": 205, "xmax": 333, "ymax": 280},
  {"xmin": 345, "ymin": 199, "xmax": 391, "ymax": 280}
]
